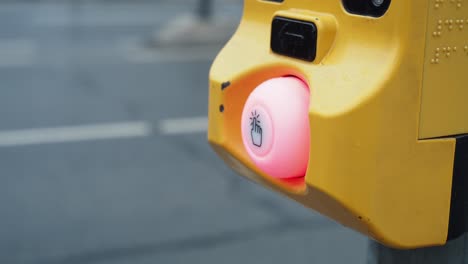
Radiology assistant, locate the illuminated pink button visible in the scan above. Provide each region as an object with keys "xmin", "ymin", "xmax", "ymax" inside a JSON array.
[{"xmin": 241, "ymin": 76, "xmax": 310, "ymax": 179}]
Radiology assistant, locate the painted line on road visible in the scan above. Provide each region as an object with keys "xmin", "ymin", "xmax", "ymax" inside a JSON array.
[
  {"xmin": 0, "ymin": 122, "xmax": 151, "ymax": 147},
  {"xmin": 35, "ymin": 16, "xmax": 164, "ymax": 27},
  {"xmin": 159, "ymin": 116, "xmax": 208, "ymax": 135},
  {"xmin": 126, "ymin": 49, "xmax": 217, "ymax": 63},
  {"xmin": 0, "ymin": 117, "xmax": 207, "ymax": 147},
  {"xmin": 0, "ymin": 39, "xmax": 36, "ymax": 67},
  {"xmin": 120, "ymin": 38, "xmax": 218, "ymax": 63}
]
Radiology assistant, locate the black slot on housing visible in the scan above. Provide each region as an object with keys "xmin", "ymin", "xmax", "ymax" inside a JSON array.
[{"xmin": 271, "ymin": 17, "xmax": 317, "ymax": 62}]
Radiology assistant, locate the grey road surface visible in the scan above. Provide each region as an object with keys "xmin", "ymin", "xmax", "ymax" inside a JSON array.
[{"xmin": 0, "ymin": 2, "xmax": 368, "ymax": 264}]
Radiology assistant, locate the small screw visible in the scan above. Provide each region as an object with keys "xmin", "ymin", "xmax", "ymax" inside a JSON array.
[{"xmin": 372, "ymin": 0, "xmax": 385, "ymax": 7}]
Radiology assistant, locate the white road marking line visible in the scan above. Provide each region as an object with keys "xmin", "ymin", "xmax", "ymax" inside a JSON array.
[
  {"xmin": 159, "ymin": 116, "xmax": 208, "ymax": 135},
  {"xmin": 0, "ymin": 39, "xmax": 36, "ymax": 67},
  {"xmin": 0, "ymin": 122, "xmax": 151, "ymax": 147},
  {"xmin": 120, "ymin": 38, "xmax": 219, "ymax": 63},
  {"xmin": 127, "ymin": 49, "xmax": 217, "ymax": 63},
  {"xmin": 35, "ymin": 13, "xmax": 168, "ymax": 27}
]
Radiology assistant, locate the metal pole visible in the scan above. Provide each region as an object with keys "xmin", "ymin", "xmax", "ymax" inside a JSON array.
[
  {"xmin": 367, "ymin": 235, "xmax": 468, "ymax": 264},
  {"xmin": 198, "ymin": 0, "xmax": 213, "ymax": 21}
]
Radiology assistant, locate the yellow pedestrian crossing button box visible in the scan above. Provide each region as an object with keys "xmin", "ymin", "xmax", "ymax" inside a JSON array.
[{"xmin": 207, "ymin": 0, "xmax": 468, "ymax": 249}]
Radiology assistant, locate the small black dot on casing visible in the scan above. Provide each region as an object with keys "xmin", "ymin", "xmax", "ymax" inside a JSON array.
[
  {"xmin": 221, "ymin": 81, "xmax": 231, "ymax": 91},
  {"xmin": 219, "ymin": 105, "xmax": 225, "ymax": 113}
]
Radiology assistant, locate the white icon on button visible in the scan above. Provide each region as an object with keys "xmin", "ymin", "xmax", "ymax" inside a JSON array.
[{"xmin": 250, "ymin": 111, "xmax": 263, "ymax": 147}]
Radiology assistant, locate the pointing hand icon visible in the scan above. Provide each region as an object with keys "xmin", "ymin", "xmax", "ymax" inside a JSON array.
[{"xmin": 251, "ymin": 116, "xmax": 263, "ymax": 147}]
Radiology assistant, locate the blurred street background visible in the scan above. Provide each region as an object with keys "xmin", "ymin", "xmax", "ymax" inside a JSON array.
[{"xmin": 0, "ymin": 1, "xmax": 367, "ymax": 263}]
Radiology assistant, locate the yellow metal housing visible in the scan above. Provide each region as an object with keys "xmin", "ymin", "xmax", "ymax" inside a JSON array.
[{"xmin": 208, "ymin": 0, "xmax": 466, "ymax": 248}]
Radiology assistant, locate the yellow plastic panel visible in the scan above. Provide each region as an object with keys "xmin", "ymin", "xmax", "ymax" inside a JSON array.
[
  {"xmin": 208, "ymin": 0, "xmax": 456, "ymax": 248},
  {"xmin": 420, "ymin": 0, "xmax": 468, "ymax": 139}
]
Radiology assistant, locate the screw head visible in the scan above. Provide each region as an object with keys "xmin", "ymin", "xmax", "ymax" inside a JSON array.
[{"xmin": 372, "ymin": 0, "xmax": 385, "ymax": 7}]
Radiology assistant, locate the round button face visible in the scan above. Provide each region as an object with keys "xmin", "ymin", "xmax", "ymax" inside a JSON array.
[
  {"xmin": 242, "ymin": 104, "xmax": 274, "ymax": 157},
  {"xmin": 241, "ymin": 76, "xmax": 310, "ymax": 179}
]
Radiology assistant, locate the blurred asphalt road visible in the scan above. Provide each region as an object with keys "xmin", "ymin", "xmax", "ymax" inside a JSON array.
[{"xmin": 0, "ymin": 2, "xmax": 368, "ymax": 264}]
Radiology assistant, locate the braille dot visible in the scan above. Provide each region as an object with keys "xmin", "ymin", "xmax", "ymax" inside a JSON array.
[
  {"xmin": 436, "ymin": 53, "xmax": 440, "ymax": 58},
  {"xmin": 439, "ymin": 20, "xmax": 443, "ymax": 24},
  {"xmin": 449, "ymin": 25, "xmax": 454, "ymax": 30},
  {"xmin": 447, "ymin": 53, "xmax": 451, "ymax": 57},
  {"xmin": 436, "ymin": 48, "xmax": 441, "ymax": 52},
  {"xmin": 443, "ymin": 47, "xmax": 447, "ymax": 51},
  {"xmin": 431, "ymin": 59, "xmax": 435, "ymax": 64},
  {"xmin": 457, "ymin": 3, "xmax": 462, "ymax": 7},
  {"xmin": 436, "ymin": 3, "xmax": 440, "ymax": 8},
  {"xmin": 438, "ymin": 31, "xmax": 442, "ymax": 36},
  {"xmin": 436, "ymin": 58, "xmax": 440, "ymax": 63},
  {"xmin": 454, "ymin": 47, "xmax": 457, "ymax": 51}
]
